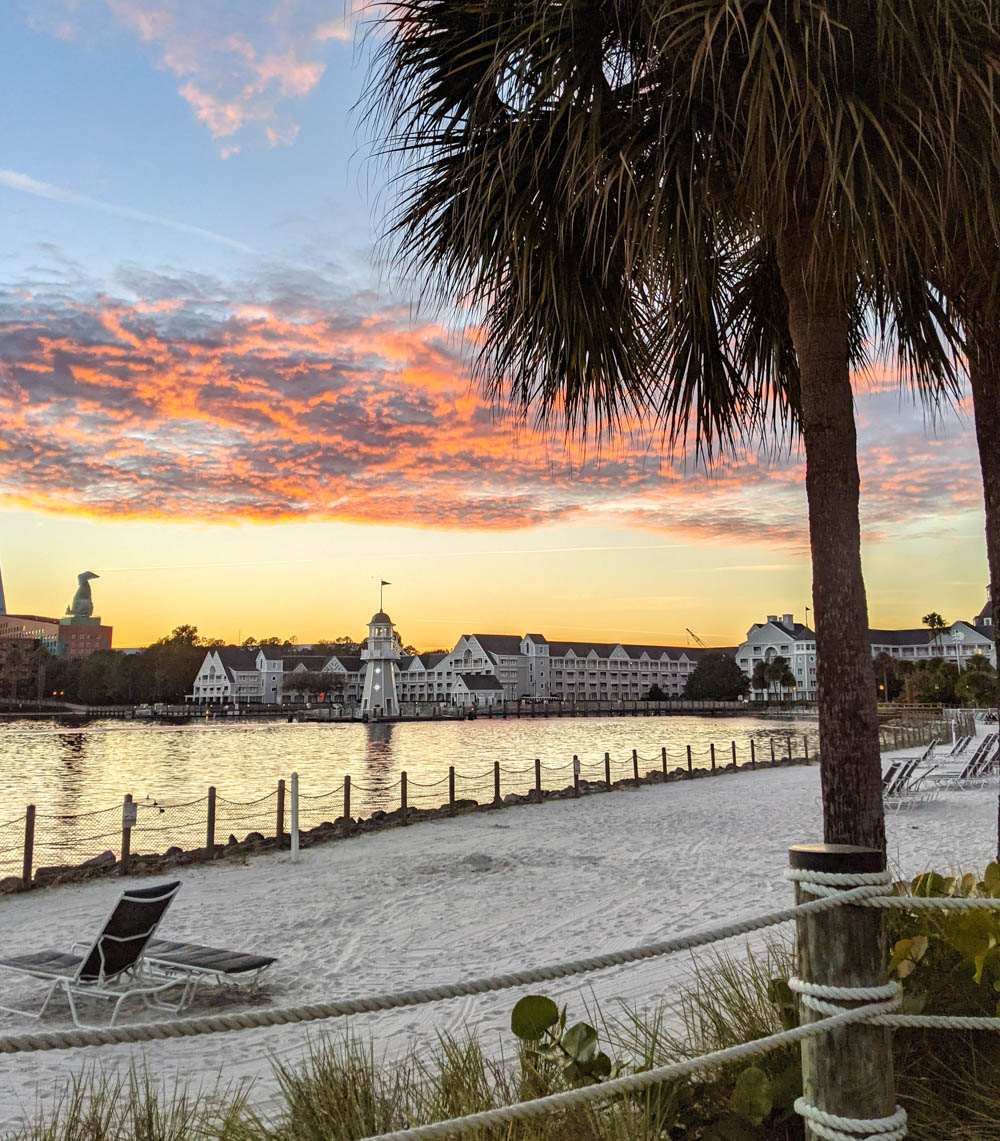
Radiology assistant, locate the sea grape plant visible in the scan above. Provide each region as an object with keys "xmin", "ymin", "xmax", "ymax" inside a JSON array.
[
  {"xmin": 889, "ymin": 864, "xmax": 1000, "ymax": 1015},
  {"xmin": 510, "ymin": 995, "xmax": 625, "ymax": 1086}
]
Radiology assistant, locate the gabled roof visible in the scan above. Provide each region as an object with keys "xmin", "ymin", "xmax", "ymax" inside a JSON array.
[
  {"xmin": 458, "ymin": 672, "xmax": 505, "ymax": 690},
  {"xmin": 257, "ymin": 646, "xmax": 286, "ymax": 661},
  {"xmin": 285, "ymin": 655, "xmax": 328, "ymax": 672},
  {"xmin": 523, "ymin": 633, "xmax": 547, "ymax": 643},
  {"xmin": 326, "ymin": 654, "xmax": 364, "ymax": 672},
  {"xmin": 466, "ymin": 634, "xmax": 524, "ymax": 655},
  {"xmin": 420, "ymin": 651, "xmax": 447, "ymax": 668},
  {"xmin": 214, "ymin": 647, "xmax": 259, "ymax": 679},
  {"xmin": 976, "ymin": 592, "xmax": 993, "ymax": 627},
  {"xmin": 547, "ymin": 640, "xmax": 616, "ymax": 659}
]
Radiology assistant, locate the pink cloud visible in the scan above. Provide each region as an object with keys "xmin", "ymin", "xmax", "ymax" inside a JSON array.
[
  {"xmin": 32, "ymin": 1, "xmax": 344, "ymax": 151},
  {"xmin": 0, "ymin": 272, "xmax": 981, "ymax": 545}
]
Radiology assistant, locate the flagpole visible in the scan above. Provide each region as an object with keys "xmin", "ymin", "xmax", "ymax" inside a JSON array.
[{"xmin": 380, "ymin": 580, "xmax": 383, "ymax": 610}]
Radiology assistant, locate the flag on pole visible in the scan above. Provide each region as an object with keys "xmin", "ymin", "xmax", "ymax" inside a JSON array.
[{"xmin": 381, "ymin": 580, "xmax": 391, "ymax": 586}]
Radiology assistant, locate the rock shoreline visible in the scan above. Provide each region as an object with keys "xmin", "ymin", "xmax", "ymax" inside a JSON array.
[{"xmin": 0, "ymin": 756, "xmax": 811, "ymax": 895}]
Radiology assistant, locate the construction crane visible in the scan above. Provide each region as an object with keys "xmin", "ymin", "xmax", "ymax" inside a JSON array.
[{"xmin": 686, "ymin": 628, "xmax": 707, "ymax": 648}]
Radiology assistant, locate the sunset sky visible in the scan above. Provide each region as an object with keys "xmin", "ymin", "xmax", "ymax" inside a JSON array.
[{"xmin": 0, "ymin": 1, "xmax": 991, "ymax": 650}]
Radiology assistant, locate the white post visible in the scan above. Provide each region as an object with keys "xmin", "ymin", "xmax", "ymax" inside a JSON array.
[{"xmin": 290, "ymin": 771, "xmax": 299, "ymax": 864}]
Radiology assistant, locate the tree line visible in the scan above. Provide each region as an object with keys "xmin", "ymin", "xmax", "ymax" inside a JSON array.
[{"xmin": 0, "ymin": 625, "xmax": 431, "ymax": 705}]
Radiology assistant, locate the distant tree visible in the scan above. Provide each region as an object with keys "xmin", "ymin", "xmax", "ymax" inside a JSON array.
[
  {"xmin": 684, "ymin": 653, "xmax": 750, "ymax": 701},
  {"xmin": 0, "ymin": 639, "xmax": 49, "ymax": 701},
  {"xmin": 764, "ymin": 656, "xmax": 791, "ymax": 700},
  {"xmin": 155, "ymin": 624, "xmax": 201, "ymax": 646},
  {"xmin": 751, "ymin": 661, "xmax": 769, "ymax": 699},
  {"xmin": 965, "ymin": 653, "xmax": 994, "ymax": 673},
  {"xmin": 778, "ymin": 666, "xmax": 797, "ymax": 699},
  {"xmin": 401, "ymin": 644, "xmax": 419, "ymax": 656},
  {"xmin": 282, "ymin": 670, "xmax": 327, "ymax": 698},
  {"xmin": 906, "ymin": 660, "xmax": 959, "ymax": 704},
  {"xmin": 643, "ymin": 683, "xmax": 668, "ymax": 702},
  {"xmin": 873, "ymin": 652, "xmax": 899, "ymax": 702},
  {"xmin": 922, "ymin": 612, "xmax": 950, "ymax": 651},
  {"xmin": 956, "ymin": 666, "xmax": 998, "ymax": 707}
]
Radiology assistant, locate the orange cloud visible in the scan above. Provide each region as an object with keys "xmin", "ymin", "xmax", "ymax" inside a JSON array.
[{"xmin": 0, "ymin": 269, "xmax": 980, "ymax": 546}]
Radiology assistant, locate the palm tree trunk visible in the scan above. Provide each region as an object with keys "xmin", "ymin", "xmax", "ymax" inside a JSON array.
[
  {"xmin": 776, "ymin": 228, "xmax": 885, "ymax": 852},
  {"xmin": 967, "ymin": 329, "xmax": 1000, "ymax": 861}
]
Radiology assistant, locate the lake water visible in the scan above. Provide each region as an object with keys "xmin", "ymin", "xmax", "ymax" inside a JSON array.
[
  {"xmin": 0, "ymin": 714, "xmax": 817, "ymax": 874},
  {"xmin": 0, "ymin": 713, "xmax": 818, "ymax": 815}
]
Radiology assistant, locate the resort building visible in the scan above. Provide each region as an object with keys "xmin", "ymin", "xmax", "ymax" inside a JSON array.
[
  {"xmin": 737, "ymin": 600, "xmax": 997, "ymax": 702},
  {"xmin": 186, "ymin": 611, "xmax": 715, "ymax": 710},
  {"xmin": 736, "ymin": 615, "xmax": 818, "ymax": 701}
]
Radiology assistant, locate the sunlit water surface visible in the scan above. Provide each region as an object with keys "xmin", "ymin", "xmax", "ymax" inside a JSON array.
[{"xmin": 0, "ymin": 714, "xmax": 817, "ymax": 821}]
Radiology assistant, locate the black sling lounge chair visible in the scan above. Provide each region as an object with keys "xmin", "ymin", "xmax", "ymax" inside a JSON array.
[
  {"xmin": 143, "ymin": 939, "xmax": 276, "ymax": 1003},
  {"xmin": 0, "ymin": 881, "xmax": 184, "ymax": 1027}
]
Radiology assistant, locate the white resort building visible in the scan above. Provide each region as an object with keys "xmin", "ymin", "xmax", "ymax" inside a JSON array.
[
  {"xmin": 188, "ymin": 590, "xmax": 996, "ymax": 713},
  {"xmin": 187, "ymin": 611, "xmax": 716, "ymax": 711},
  {"xmin": 736, "ymin": 590, "xmax": 996, "ymax": 702}
]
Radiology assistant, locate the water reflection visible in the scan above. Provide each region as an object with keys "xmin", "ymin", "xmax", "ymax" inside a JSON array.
[{"xmin": 0, "ymin": 713, "xmax": 818, "ymax": 822}]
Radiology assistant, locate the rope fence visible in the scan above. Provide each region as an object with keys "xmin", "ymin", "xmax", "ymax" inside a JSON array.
[
  {"xmin": 0, "ymin": 717, "xmax": 951, "ymax": 890},
  {"xmin": 1, "ymin": 846, "xmax": 998, "ymax": 1141}
]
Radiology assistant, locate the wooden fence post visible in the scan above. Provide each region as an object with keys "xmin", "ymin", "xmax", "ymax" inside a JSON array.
[
  {"xmin": 344, "ymin": 774, "xmax": 351, "ymax": 821},
  {"xmin": 276, "ymin": 779, "xmax": 286, "ymax": 844},
  {"xmin": 790, "ymin": 843, "xmax": 895, "ymax": 1141},
  {"xmin": 573, "ymin": 755, "xmax": 580, "ymax": 797},
  {"xmin": 632, "ymin": 749, "xmax": 639, "ymax": 781},
  {"xmin": 803, "ymin": 737, "xmax": 810, "ymax": 764},
  {"xmin": 731, "ymin": 740, "xmax": 737, "ymax": 768},
  {"xmin": 771, "ymin": 738, "xmax": 777, "ymax": 764},
  {"xmin": 604, "ymin": 752, "xmax": 612, "ymax": 787},
  {"xmin": 710, "ymin": 744, "xmax": 716, "ymax": 771},
  {"xmin": 534, "ymin": 758, "xmax": 541, "ymax": 802},
  {"xmin": 121, "ymin": 793, "xmax": 133, "ymax": 875},
  {"xmin": 787, "ymin": 736, "xmax": 794, "ymax": 764},
  {"xmin": 449, "ymin": 766, "xmax": 456, "ymax": 815},
  {"xmin": 686, "ymin": 744, "xmax": 693, "ymax": 776},
  {"xmin": 494, "ymin": 761, "xmax": 501, "ymax": 804},
  {"xmin": 661, "ymin": 746, "xmax": 667, "ymax": 775},
  {"xmin": 206, "ymin": 786, "xmax": 216, "ymax": 850},
  {"xmin": 22, "ymin": 805, "xmax": 35, "ymax": 889},
  {"xmin": 750, "ymin": 739, "xmax": 756, "ymax": 769},
  {"xmin": 400, "ymin": 771, "xmax": 408, "ymax": 823}
]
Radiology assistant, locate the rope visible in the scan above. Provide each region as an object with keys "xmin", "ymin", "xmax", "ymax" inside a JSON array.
[
  {"xmin": 0, "ymin": 883, "xmax": 885, "ymax": 1055},
  {"xmin": 351, "ymin": 1001, "xmax": 894, "ymax": 1141},
  {"xmin": 794, "ymin": 1100, "xmax": 908, "ymax": 1141},
  {"xmin": 787, "ymin": 867, "xmax": 907, "ymax": 1141},
  {"xmin": 877, "ymin": 1014, "xmax": 1000, "ymax": 1030}
]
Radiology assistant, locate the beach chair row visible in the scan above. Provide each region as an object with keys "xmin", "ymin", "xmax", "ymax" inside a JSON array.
[{"xmin": 882, "ymin": 733, "xmax": 999, "ymax": 812}]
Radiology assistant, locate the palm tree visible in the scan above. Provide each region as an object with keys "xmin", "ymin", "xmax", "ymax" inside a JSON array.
[
  {"xmin": 367, "ymin": 1, "xmax": 1000, "ymax": 852},
  {"xmin": 751, "ymin": 660, "xmax": 770, "ymax": 701},
  {"xmin": 873, "ymin": 652, "xmax": 896, "ymax": 703},
  {"xmin": 922, "ymin": 612, "xmax": 950, "ymax": 654}
]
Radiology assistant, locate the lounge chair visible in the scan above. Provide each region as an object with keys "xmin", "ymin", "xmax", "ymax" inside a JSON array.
[
  {"xmin": 0, "ymin": 881, "xmax": 185, "ymax": 1027},
  {"xmin": 928, "ymin": 733, "xmax": 999, "ymax": 790},
  {"xmin": 143, "ymin": 939, "xmax": 276, "ymax": 1003}
]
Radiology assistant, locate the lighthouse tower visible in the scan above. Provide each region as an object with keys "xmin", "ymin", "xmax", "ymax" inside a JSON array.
[{"xmin": 359, "ymin": 610, "xmax": 401, "ymax": 719}]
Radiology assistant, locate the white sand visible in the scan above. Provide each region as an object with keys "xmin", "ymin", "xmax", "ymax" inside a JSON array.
[{"xmin": 0, "ymin": 743, "xmax": 996, "ymax": 1134}]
